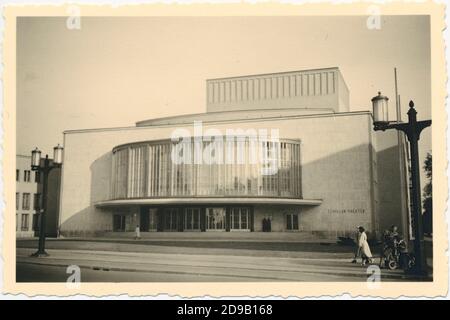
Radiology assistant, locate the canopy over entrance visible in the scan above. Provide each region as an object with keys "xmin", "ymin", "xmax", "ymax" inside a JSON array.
[{"xmin": 95, "ymin": 197, "xmax": 322, "ymax": 208}]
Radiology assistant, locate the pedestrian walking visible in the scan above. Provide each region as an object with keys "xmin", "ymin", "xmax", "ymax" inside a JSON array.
[
  {"xmin": 358, "ymin": 226, "xmax": 373, "ymax": 266},
  {"xmin": 135, "ymin": 225, "xmax": 141, "ymax": 240},
  {"xmin": 351, "ymin": 226, "xmax": 362, "ymax": 263}
]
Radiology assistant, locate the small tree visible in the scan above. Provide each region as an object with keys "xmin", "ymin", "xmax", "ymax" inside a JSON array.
[{"xmin": 422, "ymin": 152, "xmax": 432, "ymax": 236}]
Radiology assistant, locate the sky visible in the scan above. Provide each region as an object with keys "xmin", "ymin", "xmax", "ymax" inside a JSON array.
[{"xmin": 17, "ymin": 15, "xmax": 431, "ymax": 169}]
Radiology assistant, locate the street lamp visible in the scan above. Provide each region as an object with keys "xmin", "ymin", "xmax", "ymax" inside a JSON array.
[
  {"xmin": 30, "ymin": 144, "xmax": 64, "ymax": 257},
  {"xmin": 371, "ymin": 92, "xmax": 390, "ymax": 127},
  {"xmin": 371, "ymin": 92, "xmax": 431, "ymax": 276}
]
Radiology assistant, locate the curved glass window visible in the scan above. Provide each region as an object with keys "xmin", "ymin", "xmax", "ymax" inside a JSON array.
[{"xmin": 111, "ymin": 138, "xmax": 301, "ymax": 199}]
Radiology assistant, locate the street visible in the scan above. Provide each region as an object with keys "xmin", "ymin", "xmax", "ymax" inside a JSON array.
[
  {"xmin": 16, "ymin": 239, "xmax": 432, "ymax": 282},
  {"xmin": 17, "ymin": 263, "xmax": 253, "ymax": 282}
]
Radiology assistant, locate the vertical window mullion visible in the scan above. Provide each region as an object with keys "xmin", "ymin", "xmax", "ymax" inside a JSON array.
[
  {"xmin": 161, "ymin": 144, "xmax": 166, "ymax": 196},
  {"xmin": 157, "ymin": 145, "xmax": 161, "ymax": 196},
  {"xmin": 170, "ymin": 144, "xmax": 174, "ymax": 196},
  {"xmin": 152, "ymin": 145, "xmax": 155, "ymax": 197},
  {"xmin": 148, "ymin": 146, "xmax": 153, "ymax": 197}
]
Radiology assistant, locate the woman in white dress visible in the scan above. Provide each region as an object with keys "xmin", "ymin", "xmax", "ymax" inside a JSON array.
[
  {"xmin": 358, "ymin": 226, "xmax": 373, "ymax": 266},
  {"xmin": 135, "ymin": 225, "xmax": 141, "ymax": 240}
]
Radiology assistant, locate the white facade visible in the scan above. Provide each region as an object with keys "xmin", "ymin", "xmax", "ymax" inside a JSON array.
[
  {"xmin": 58, "ymin": 68, "xmax": 409, "ymax": 239},
  {"xmin": 16, "ymin": 155, "xmax": 39, "ymax": 238},
  {"xmin": 206, "ymin": 67, "xmax": 349, "ymax": 113}
]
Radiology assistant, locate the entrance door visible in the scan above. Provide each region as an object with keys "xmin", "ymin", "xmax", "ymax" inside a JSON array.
[
  {"xmin": 206, "ymin": 208, "xmax": 225, "ymax": 231},
  {"xmin": 140, "ymin": 208, "xmax": 149, "ymax": 231},
  {"xmin": 163, "ymin": 208, "xmax": 179, "ymax": 231},
  {"xmin": 184, "ymin": 208, "xmax": 201, "ymax": 231},
  {"xmin": 140, "ymin": 208, "xmax": 158, "ymax": 231},
  {"xmin": 286, "ymin": 213, "xmax": 299, "ymax": 231},
  {"xmin": 113, "ymin": 214, "xmax": 126, "ymax": 232},
  {"xmin": 148, "ymin": 208, "xmax": 158, "ymax": 231},
  {"xmin": 230, "ymin": 208, "xmax": 250, "ymax": 231}
]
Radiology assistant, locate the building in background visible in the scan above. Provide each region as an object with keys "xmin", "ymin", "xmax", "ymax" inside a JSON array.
[
  {"xmin": 16, "ymin": 155, "xmax": 39, "ymax": 238},
  {"xmin": 58, "ymin": 67, "xmax": 409, "ymax": 240},
  {"xmin": 16, "ymin": 155, "xmax": 61, "ymax": 238}
]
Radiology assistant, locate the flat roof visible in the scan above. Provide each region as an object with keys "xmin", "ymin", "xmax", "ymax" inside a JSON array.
[
  {"xmin": 206, "ymin": 66, "xmax": 340, "ymax": 81},
  {"xmin": 64, "ymin": 110, "xmax": 373, "ymax": 135},
  {"xmin": 136, "ymin": 107, "xmax": 335, "ymax": 127}
]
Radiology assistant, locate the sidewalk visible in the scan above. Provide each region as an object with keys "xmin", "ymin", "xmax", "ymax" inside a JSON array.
[
  {"xmin": 17, "ymin": 237, "xmax": 366, "ymax": 257},
  {"xmin": 56, "ymin": 231, "xmax": 339, "ymax": 243}
]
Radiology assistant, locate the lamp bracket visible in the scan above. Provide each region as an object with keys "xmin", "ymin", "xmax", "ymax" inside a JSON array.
[{"xmin": 373, "ymin": 120, "xmax": 432, "ymax": 141}]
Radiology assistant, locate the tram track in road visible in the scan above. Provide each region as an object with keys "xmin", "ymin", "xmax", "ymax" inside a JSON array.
[{"xmin": 16, "ymin": 247, "xmax": 417, "ymax": 282}]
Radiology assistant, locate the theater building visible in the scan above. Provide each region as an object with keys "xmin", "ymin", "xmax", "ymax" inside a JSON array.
[{"xmin": 58, "ymin": 67, "xmax": 409, "ymax": 239}]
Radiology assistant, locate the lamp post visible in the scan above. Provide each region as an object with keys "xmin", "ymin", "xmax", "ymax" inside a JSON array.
[
  {"xmin": 371, "ymin": 92, "xmax": 431, "ymax": 275},
  {"xmin": 30, "ymin": 144, "xmax": 63, "ymax": 257}
]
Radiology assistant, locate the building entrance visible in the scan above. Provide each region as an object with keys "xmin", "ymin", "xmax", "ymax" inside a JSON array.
[
  {"xmin": 113, "ymin": 214, "xmax": 126, "ymax": 232},
  {"xmin": 140, "ymin": 208, "xmax": 158, "ymax": 231},
  {"xmin": 206, "ymin": 208, "xmax": 225, "ymax": 231},
  {"xmin": 184, "ymin": 208, "xmax": 201, "ymax": 231},
  {"xmin": 135, "ymin": 206, "xmax": 253, "ymax": 232},
  {"xmin": 230, "ymin": 208, "xmax": 250, "ymax": 231},
  {"xmin": 163, "ymin": 208, "xmax": 179, "ymax": 231}
]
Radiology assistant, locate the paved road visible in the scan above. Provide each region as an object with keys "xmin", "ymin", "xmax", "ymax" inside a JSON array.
[
  {"xmin": 16, "ymin": 245, "xmax": 423, "ymax": 282},
  {"xmin": 17, "ymin": 263, "xmax": 253, "ymax": 282}
]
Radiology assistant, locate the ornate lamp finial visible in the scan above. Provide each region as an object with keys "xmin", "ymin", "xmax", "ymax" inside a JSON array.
[{"xmin": 409, "ymin": 100, "xmax": 415, "ymax": 108}]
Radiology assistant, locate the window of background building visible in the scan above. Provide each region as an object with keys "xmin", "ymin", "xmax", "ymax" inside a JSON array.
[
  {"xmin": 21, "ymin": 214, "xmax": 29, "ymax": 231},
  {"xmin": 35, "ymin": 171, "xmax": 40, "ymax": 183},
  {"xmin": 16, "ymin": 192, "xmax": 20, "ymax": 210},
  {"xmin": 22, "ymin": 193, "xmax": 30, "ymax": 210},
  {"xmin": 24, "ymin": 170, "xmax": 31, "ymax": 182},
  {"xmin": 16, "ymin": 214, "xmax": 18, "ymax": 231},
  {"xmin": 286, "ymin": 213, "xmax": 299, "ymax": 230},
  {"xmin": 33, "ymin": 193, "xmax": 41, "ymax": 210},
  {"xmin": 16, "ymin": 169, "xmax": 20, "ymax": 181}
]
